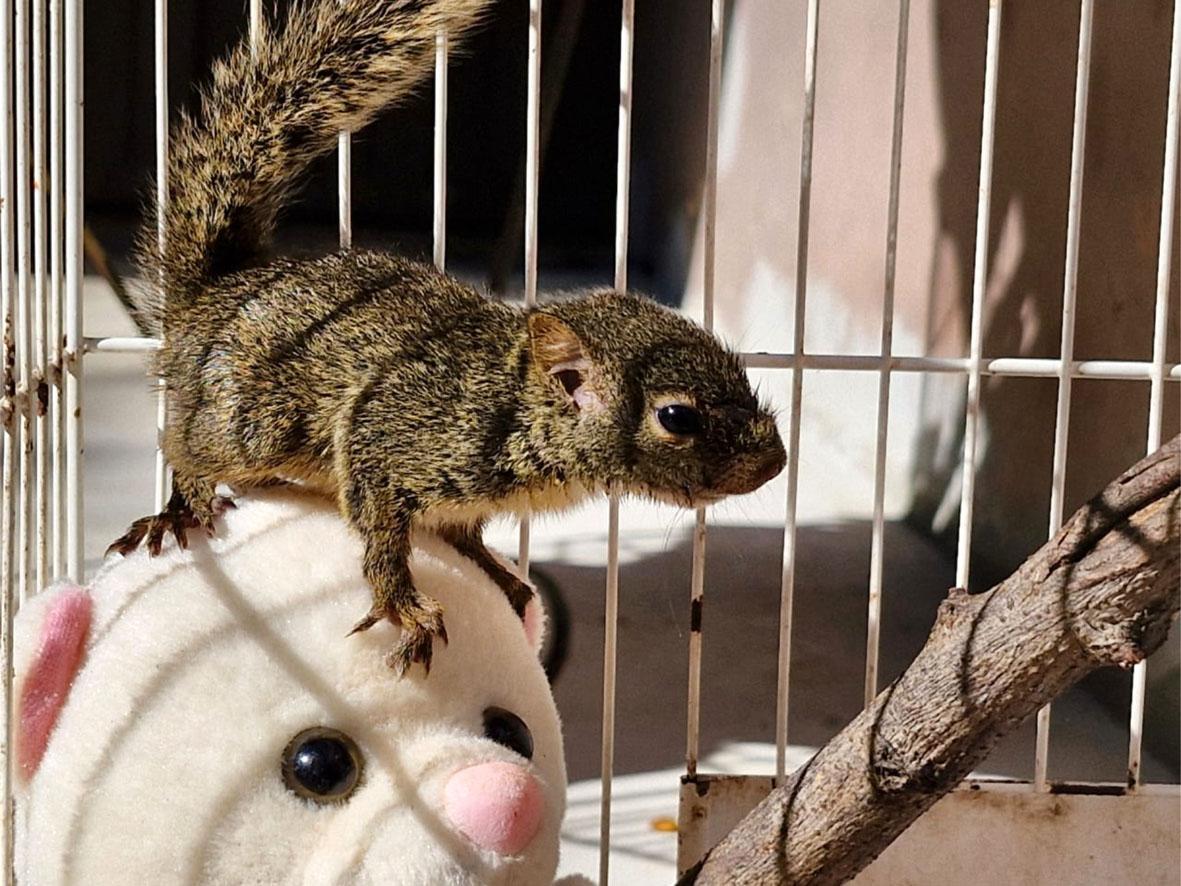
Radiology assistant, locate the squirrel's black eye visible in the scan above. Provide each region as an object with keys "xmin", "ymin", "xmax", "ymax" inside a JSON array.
[
  {"xmin": 281, "ymin": 727, "xmax": 363, "ymax": 804},
  {"xmin": 483, "ymin": 707, "xmax": 534, "ymax": 760},
  {"xmin": 657, "ymin": 404, "xmax": 703, "ymax": 436}
]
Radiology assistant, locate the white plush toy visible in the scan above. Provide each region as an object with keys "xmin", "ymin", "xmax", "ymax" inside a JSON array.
[{"xmin": 14, "ymin": 489, "xmax": 581, "ymax": 885}]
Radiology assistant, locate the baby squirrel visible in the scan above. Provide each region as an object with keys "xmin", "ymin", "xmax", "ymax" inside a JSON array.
[{"xmin": 112, "ymin": 0, "xmax": 787, "ymax": 674}]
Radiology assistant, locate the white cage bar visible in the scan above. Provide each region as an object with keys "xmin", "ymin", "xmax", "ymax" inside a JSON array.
[
  {"xmin": 774, "ymin": 0, "xmax": 820, "ymax": 784},
  {"xmin": 1, "ymin": 0, "xmax": 16, "ymax": 876},
  {"xmin": 153, "ymin": 0, "xmax": 169, "ymax": 511},
  {"xmin": 14, "ymin": 0, "xmax": 31, "ymax": 605},
  {"xmin": 685, "ymin": 0, "xmax": 724, "ymax": 778},
  {"xmin": 1129, "ymin": 0, "xmax": 1181, "ymax": 793},
  {"xmin": 1035, "ymin": 0, "xmax": 1094, "ymax": 793},
  {"xmin": 517, "ymin": 0, "xmax": 541, "ymax": 579},
  {"xmin": 954, "ymin": 0, "xmax": 1002, "ymax": 595},
  {"xmin": 48, "ymin": 0, "xmax": 62, "ymax": 578},
  {"xmin": 84, "ymin": 335, "xmax": 1181, "ymax": 381},
  {"xmin": 30, "ymin": 0, "xmax": 45, "ymax": 594},
  {"xmin": 337, "ymin": 0, "xmax": 351, "ymax": 252},
  {"xmin": 63, "ymin": 0, "xmax": 83, "ymax": 582},
  {"xmin": 599, "ymin": 0, "xmax": 636, "ymax": 876},
  {"xmin": 863, "ymin": 0, "xmax": 912, "ymax": 708},
  {"xmin": 433, "ymin": 26, "xmax": 447, "ymax": 271}
]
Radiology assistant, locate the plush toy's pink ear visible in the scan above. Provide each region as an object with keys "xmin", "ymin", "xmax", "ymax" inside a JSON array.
[
  {"xmin": 18, "ymin": 585, "xmax": 92, "ymax": 780},
  {"xmin": 522, "ymin": 595, "xmax": 546, "ymax": 656}
]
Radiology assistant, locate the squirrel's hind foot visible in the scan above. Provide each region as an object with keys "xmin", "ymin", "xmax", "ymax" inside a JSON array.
[
  {"xmin": 349, "ymin": 597, "xmax": 448, "ymax": 677},
  {"xmin": 434, "ymin": 523, "xmax": 534, "ymax": 619}
]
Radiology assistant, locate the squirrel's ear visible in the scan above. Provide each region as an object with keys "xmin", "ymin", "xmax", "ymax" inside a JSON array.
[{"xmin": 528, "ymin": 313, "xmax": 606, "ymax": 414}]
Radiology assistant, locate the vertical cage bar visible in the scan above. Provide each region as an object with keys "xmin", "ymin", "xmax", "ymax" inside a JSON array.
[
  {"xmin": 523, "ymin": 0, "xmax": 541, "ymax": 308},
  {"xmin": 518, "ymin": 0, "xmax": 541, "ymax": 576},
  {"xmin": 63, "ymin": 0, "xmax": 82, "ymax": 578},
  {"xmin": 433, "ymin": 27, "xmax": 447, "ymax": 271},
  {"xmin": 524, "ymin": 0, "xmax": 540, "ymax": 311},
  {"xmin": 600, "ymin": 3, "xmax": 633, "ymax": 878},
  {"xmin": 338, "ymin": 133, "xmax": 352, "ymax": 249},
  {"xmin": 250, "ymin": 0, "xmax": 262, "ymax": 55},
  {"xmin": 153, "ymin": 0, "xmax": 169, "ymax": 511},
  {"xmin": 775, "ymin": 0, "xmax": 819, "ymax": 784},
  {"xmin": 864, "ymin": 0, "xmax": 911, "ymax": 708},
  {"xmin": 49, "ymin": 0, "xmax": 63, "ymax": 578},
  {"xmin": 337, "ymin": 0, "xmax": 351, "ymax": 258},
  {"xmin": 599, "ymin": 502, "xmax": 621, "ymax": 885},
  {"xmin": 336, "ymin": 2, "xmax": 350, "ymax": 253},
  {"xmin": 1129, "ymin": 0, "xmax": 1180, "ymax": 793},
  {"xmin": 524, "ymin": 0, "xmax": 540, "ymax": 309},
  {"xmin": 32, "ymin": 0, "xmax": 48, "ymax": 591},
  {"xmin": 687, "ymin": 0, "xmax": 723, "ymax": 776},
  {"xmin": 685, "ymin": 509, "xmax": 706, "ymax": 770},
  {"xmin": 1, "ymin": 0, "xmax": 19, "ymax": 871},
  {"xmin": 2, "ymin": 0, "xmax": 16, "ymax": 594},
  {"xmin": 1034, "ymin": 0, "xmax": 1093, "ymax": 792},
  {"xmin": 953, "ymin": 0, "xmax": 1003, "ymax": 592},
  {"xmin": 15, "ymin": 0, "xmax": 33, "ymax": 603}
]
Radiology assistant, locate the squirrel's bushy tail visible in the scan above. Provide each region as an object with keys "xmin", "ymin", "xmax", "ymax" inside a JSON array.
[{"xmin": 134, "ymin": 0, "xmax": 489, "ymax": 334}]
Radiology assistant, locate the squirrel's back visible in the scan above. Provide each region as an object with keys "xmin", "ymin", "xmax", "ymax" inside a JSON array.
[
  {"xmin": 133, "ymin": 0, "xmax": 493, "ymax": 335},
  {"xmin": 159, "ymin": 250, "xmax": 524, "ymax": 482}
]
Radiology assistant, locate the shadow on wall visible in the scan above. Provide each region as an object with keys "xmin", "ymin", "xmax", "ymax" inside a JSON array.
[
  {"xmin": 911, "ymin": 0, "xmax": 1181, "ymax": 773},
  {"xmin": 912, "ymin": 0, "xmax": 1180, "ymax": 583}
]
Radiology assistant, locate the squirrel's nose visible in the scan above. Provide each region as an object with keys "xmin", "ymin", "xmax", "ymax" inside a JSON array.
[
  {"xmin": 444, "ymin": 761, "xmax": 544, "ymax": 855},
  {"xmin": 713, "ymin": 445, "xmax": 786, "ymax": 496},
  {"xmin": 756, "ymin": 446, "xmax": 786, "ymax": 487},
  {"xmin": 749, "ymin": 446, "xmax": 786, "ymax": 489}
]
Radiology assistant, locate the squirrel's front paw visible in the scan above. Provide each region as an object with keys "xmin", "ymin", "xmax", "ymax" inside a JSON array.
[
  {"xmin": 349, "ymin": 597, "xmax": 448, "ymax": 677},
  {"xmin": 107, "ymin": 500, "xmax": 203, "ymax": 557}
]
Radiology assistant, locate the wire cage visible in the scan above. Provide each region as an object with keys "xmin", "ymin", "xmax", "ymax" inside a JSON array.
[{"xmin": 1, "ymin": 0, "xmax": 1179, "ymax": 882}]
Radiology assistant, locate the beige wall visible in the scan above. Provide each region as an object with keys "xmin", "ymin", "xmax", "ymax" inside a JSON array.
[{"xmin": 684, "ymin": 0, "xmax": 1178, "ymax": 574}]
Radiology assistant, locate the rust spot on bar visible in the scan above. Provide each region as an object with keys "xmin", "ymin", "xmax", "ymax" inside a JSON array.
[
  {"xmin": 690, "ymin": 597, "xmax": 703, "ymax": 632},
  {"xmin": 36, "ymin": 380, "xmax": 48, "ymax": 416},
  {"xmin": 680, "ymin": 774, "xmax": 711, "ymax": 797},
  {"xmin": 4, "ymin": 318, "xmax": 14, "ymax": 399}
]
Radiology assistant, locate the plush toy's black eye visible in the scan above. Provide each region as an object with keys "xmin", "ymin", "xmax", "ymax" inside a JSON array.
[
  {"xmin": 483, "ymin": 707, "xmax": 534, "ymax": 760},
  {"xmin": 657, "ymin": 404, "xmax": 703, "ymax": 436},
  {"xmin": 281, "ymin": 727, "xmax": 363, "ymax": 804}
]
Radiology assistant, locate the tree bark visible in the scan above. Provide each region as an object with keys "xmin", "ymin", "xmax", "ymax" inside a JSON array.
[{"xmin": 682, "ymin": 434, "xmax": 1181, "ymax": 886}]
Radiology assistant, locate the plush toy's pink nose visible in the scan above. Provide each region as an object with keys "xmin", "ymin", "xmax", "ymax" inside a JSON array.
[{"xmin": 444, "ymin": 761, "xmax": 543, "ymax": 855}]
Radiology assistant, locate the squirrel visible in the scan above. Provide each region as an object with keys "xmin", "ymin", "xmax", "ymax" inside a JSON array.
[{"xmin": 110, "ymin": 0, "xmax": 787, "ymax": 675}]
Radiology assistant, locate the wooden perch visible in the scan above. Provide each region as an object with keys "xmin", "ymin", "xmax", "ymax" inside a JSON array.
[{"xmin": 682, "ymin": 434, "xmax": 1181, "ymax": 886}]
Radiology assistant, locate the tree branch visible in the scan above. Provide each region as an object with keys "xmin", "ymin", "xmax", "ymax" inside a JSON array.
[{"xmin": 682, "ymin": 435, "xmax": 1181, "ymax": 886}]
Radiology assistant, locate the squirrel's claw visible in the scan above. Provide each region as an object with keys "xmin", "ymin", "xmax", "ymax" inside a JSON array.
[
  {"xmin": 106, "ymin": 517, "xmax": 154, "ymax": 557},
  {"xmin": 106, "ymin": 492, "xmax": 215, "ymax": 558},
  {"xmin": 350, "ymin": 599, "xmax": 448, "ymax": 677}
]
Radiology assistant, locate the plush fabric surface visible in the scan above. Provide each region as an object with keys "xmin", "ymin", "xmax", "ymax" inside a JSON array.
[{"xmin": 15, "ymin": 490, "xmax": 568, "ymax": 885}]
